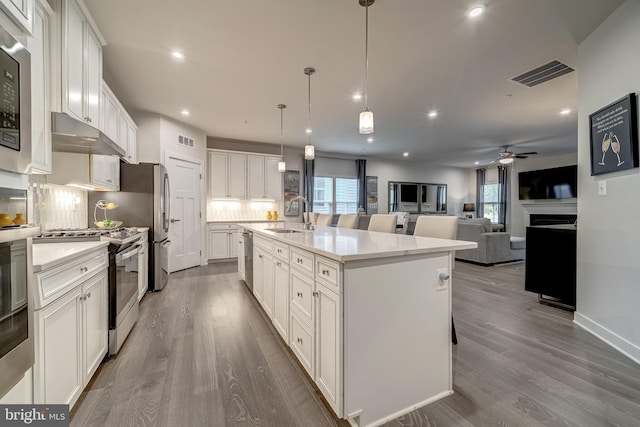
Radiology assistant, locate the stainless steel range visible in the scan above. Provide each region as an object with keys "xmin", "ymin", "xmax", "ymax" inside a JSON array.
[{"xmin": 35, "ymin": 227, "xmax": 145, "ymax": 355}]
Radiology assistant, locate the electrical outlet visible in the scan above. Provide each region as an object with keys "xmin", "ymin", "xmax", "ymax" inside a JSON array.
[{"xmin": 436, "ymin": 268, "xmax": 449, "ymax": 291}]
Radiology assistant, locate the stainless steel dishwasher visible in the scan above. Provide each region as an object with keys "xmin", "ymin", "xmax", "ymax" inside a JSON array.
[{"xmin": 242, "ymin": 230, "xmax": 253, "ymax": 290}]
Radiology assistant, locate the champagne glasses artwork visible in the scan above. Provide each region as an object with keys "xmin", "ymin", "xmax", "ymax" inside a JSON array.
[
  {"xmin": 599, "ymin": 132, "xmax": 611, "ymax": 165},
  {"xmin": 611, "ymin": 134, "xmax": 624, "ymax": 166}
]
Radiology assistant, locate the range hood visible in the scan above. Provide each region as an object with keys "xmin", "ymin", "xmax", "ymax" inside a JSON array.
[{"xmin": 51, "ymin": 112, "xmax": 125, "ymax": 157}]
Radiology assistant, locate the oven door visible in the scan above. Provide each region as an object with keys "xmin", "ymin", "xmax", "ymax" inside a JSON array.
[
  {"xmin": 0, "ymin": 237, "xmax": 33, "ymax": 396},
  {"xmin": 114, "ymin": 243, "xmax": 140, "ymax": 328}
]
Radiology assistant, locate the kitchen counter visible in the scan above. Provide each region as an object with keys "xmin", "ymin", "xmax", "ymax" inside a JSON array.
[
  {"xmin": 242, "ymin": 222, "xmax": 476, "ymax": 262},
  {"xmin": 32, "ymin": 241, "xmax": 109, "ymax": 272},
  {"xmin": 207, "ymin": 219, "xmax": 285, "ymax": 223}
]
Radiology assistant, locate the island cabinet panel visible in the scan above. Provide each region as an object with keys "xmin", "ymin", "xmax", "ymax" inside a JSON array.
[
  {"xmin": 273, "ymin": 256, "xmax": 289, "ymax": 343},
  {"xmin": 315, "ymin": 280, "xmax": 342, "ymax": 416}
]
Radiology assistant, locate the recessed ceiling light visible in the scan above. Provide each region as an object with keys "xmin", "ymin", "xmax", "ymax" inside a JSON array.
[
  {"xmin": 181, "ymin": 109, "xmax": 190, "ymax": 116},
  {"xmin": 474, "ymin": 161, "xmax": 479, "ymax": 165},
  {"xmin": 468, "ymin": 5, "xmax": 485, "ymax": 18},
  {"xmin": 305, "ymin": 128, "xmax": 312, "ymax": 134},
  {"xmin": 367, "ymin": 137, "xmax": 374, "ymax": 143},
  {"xmin": 171, "ymin": 50, "xmax": 185, "ymax": 60},
  {"xmin": 428, "ymin": 110, "xmax": 438, "ymax": 118},
  {"xmin": 352, "ymin": 94, "xmax": 363, "ymax": 100},
  {"xmin": 403, "ymin": 152, "xmax": 409, "ymax": 157},
  {"xmin": 560, "ymin": 108, "xmax": 572, "ymax": 115}
]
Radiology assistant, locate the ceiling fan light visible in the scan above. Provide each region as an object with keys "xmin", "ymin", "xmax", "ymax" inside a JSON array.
[
  {"xmin": 359, "ymin": 110, "xmax": 374, "ymax": 134},
  {"xmin": 304, "ymin": 144, "xmax": 315, "ymax": 160},
  {"xmin": 499, "ymin": 158, "xmax": 514, "ymax": 164}
]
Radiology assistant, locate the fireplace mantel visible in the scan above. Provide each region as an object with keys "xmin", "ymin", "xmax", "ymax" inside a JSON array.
[{"xmin": 521, "ymin": 200, "xmax": 577, "ymax": 226}]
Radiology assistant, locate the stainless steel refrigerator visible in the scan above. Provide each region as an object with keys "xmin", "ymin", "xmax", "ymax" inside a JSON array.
[{"xmin": 89, "ymin": 162, "xmax": 171, "ymax": 291}]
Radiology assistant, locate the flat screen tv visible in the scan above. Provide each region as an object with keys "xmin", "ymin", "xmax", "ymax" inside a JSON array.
[{"xmin": 519, "ymin": 165, "xmax": 577, "ymax": 200}]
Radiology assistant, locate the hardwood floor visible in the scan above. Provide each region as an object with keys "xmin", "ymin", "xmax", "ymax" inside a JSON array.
[{"xmin": 71, "ymin": 261, "xmax": 640, "ymax": 427}]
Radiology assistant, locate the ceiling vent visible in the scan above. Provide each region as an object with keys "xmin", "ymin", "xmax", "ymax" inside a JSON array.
[
  {"xmin": 178, "ymin": 134, "xmax": 194, "ymax": 148},
  {"xmin": 510, "ymin": 60, "xmax": 574, "ymax": 87}
]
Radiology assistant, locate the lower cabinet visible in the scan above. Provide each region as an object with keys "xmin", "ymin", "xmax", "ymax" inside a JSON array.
[
  {"xmin": 273, "ymin": 257, "xmax": 289, "ymax": 342},
  {"xmin": 34, "ymin": 269, "xmax": 108, "ymax": 407},
  {"xmin": 207, "ymin": 223, "xmax": 239, "ymax": 260},
  {"xmin": 315, "ymin": 281, "xmax": 342, "ymax": 415}
]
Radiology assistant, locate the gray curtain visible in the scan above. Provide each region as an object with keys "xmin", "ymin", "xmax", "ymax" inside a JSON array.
[
  {"xmin": 475, "ymin": 168, "xmax": 486, "ymax": 218},
  {"xmin": 356, "ymin": 159, "xmax": 367, "ymax": 212},
  {"xmin": 497, "ymin": 165, "xmax": 508, "ymax": 225},
  {"xmin": 303, "ymin": 158, "xmax": 315, "ymax": 211}
]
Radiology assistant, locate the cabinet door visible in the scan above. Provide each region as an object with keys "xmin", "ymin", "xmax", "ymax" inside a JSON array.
[
  {"xmin": 10, "ymin": 243, "xmax": 27, "ymax": 310},
  {"xmin": 208, "ymin": 151, "xmax": 228, "ymax": 198},
  {"xmin": 0, "ymin": 0, "xmax": 34, "ymax": 34},
  {"xmin": 238, "ymin": 236, "xmax": 245, "ymax": 279},
  {"xmin": 273, "ymin": 259, "xmax": 289, "ymax": 342},
  {"xmin": 138, "ymin": 243, "xmax": 148, "ymax": 300},
  {"xmin": 36, "ymin": 286, "xmax": 83, "ymax": 405},
  {"xmin": 262, "ymin": 252, "xmax": 274, "ymax": 318},
  {"xmin": 118, "ymin": 110, "xmax": 128, "ymax": 153},
  {"xmin": 265, "ymin": 157, "xmax": 282, "ymax": 200},
  {"xmin": 229, "ymin": 229, "xmax": 239, "ymax": 258},
  {"xmin": 315, "ymin": 283, "xmax": 342, "ymax": 416},
  {"xmin": 82, "ymin": 270, "xmax": 108, "ymax": 384},
  {"xmin": 85, "ymin": 25, "xmax": 102, "ymax": 126},
  {"xmin": 91, "ymin": 155, "xmax": 107, "ymax": 187},
  {"xmin": 126, "ymin": 120, "xmax": 137, "ymax": 164},
  {"xmin": 106, "ymin": 156, "xmax": 119, "ymax": 190},
  {"xmin": 30, "ymin": 2, "xmax": 51, "ymax": 174},
  {"xmin": 253, "ymin": 246, "xmax": 264, "ymax": 303},
  {"xmin": 104, "ymin": 89, "xmax": 120, "ymax": 144},
  {"xmin": 247, "ymin": 155, "xmax": 265, "ymax": 199},
  {"xmin": 65, "ymin": 0, "xmax": 84, "ymax": 121},
  {"xmin": 228, "ymin": 153, "xmax": 247, "ymax": 199},
  {"xmin": 208, "ymin": 230, "xmax": 230, "ymax": 259}
]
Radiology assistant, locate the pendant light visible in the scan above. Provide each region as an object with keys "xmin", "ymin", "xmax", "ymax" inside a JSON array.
[
  {"xmin": 277, "ymin": 104, "xmax": 286, "ymax": 172},
  {"xmin": 304, "ymin": 67, "xmax": 316, "ymax": 160},
  {"xmin": 359, "ymin": 0, "xmax": 374, "ymax": 134}
]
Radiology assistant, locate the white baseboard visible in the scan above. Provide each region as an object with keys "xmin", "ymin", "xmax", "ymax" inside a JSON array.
[{"xmin": 573, "ymin": 312, "xmax": 640, "ymax": 365}]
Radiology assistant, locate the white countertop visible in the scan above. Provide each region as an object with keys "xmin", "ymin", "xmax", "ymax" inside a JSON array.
[
  {"xmin": 242, "ymin": 223, "xmax": 477, "ymax": 262},
  {"xmin": 32, "ymin": 241, "xmax": 109, "ymax": 272},
  {"xmin": 208, "ymin": 219, "xmax": 286, "ymax": 223}
]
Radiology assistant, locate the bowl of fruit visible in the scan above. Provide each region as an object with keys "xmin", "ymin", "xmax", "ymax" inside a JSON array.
[{"xmin": 94, "ymin": 200, "xmax": 122, "ymax": 228}]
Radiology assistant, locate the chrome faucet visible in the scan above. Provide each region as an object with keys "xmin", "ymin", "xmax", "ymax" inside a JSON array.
[{"xmin": 291, "ymin": 195, "xmax": 313, "ymax": 230}]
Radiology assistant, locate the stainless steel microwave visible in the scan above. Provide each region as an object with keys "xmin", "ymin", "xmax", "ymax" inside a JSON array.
[{"xmin": 0, "ymin": 22, "xmax": 31, "ymax": 175}]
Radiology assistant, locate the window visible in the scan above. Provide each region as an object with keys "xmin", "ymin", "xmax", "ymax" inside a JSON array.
[
  {"xmin": 481, "ymin": 183, "xmax": 500, "ymax": 223},
  {"xmin": 313, "ymin": 176, "xmax": 358, "ymax": 214}
]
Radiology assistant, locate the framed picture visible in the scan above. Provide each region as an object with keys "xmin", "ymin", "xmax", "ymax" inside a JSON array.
[
  {"xmin": 283, "ymin": 170, "xmax": 300, "ymax": 216},
  {"xmin": 589, "ymin": 93, "xmax": 639, "ymax": 175}
]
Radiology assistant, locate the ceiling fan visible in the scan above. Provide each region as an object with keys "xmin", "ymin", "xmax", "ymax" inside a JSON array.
[{"xmin": 491, "ymin": 146, "xmax": 538, "ymax": 164}]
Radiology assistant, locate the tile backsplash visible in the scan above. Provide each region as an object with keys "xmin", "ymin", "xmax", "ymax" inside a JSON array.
[
  {"xmin": 207, "ymin": 199, "xmax": 279, "ymax": 221},
  {"xmin": 30, "ymin": 178, "xmax": 88, "ymax": 230}
]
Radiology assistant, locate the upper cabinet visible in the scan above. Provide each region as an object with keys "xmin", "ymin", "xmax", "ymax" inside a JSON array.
[
  {"xmin": 61, "ymin": 0, "xmax": 102, "ymax": 126},
  {"xmin": 0, "ymin": 0, "xmax": 34, "ymax": 35},
  {"xmin": 208, "ymin": 151, "xmax": 247, "ymax": 199},
  {"xmin": 101, "ymin": 81, "xmax": 137, "ymax": 163},
  {"xmin": 247, "ymin": 155, "xmax": 282, "ymax": 200},
  {"xmin": 29, "ymin": 0, "xmax": 53, "ymax": 174}
]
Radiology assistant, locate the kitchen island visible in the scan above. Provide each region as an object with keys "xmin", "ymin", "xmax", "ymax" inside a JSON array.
[{"xmin": 241, "ymin": 223, "xmax": 476, "ymax": 427}]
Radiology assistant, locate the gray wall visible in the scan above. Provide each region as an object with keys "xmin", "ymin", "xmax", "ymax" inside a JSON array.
[{"xmin": 576, "ymin": 0, "xmax": 639, "ymax": 363}]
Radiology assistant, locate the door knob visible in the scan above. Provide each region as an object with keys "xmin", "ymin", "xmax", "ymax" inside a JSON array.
[{"xmin": 170, "ymin": 218, "xmax": 181, "ymax": 223}]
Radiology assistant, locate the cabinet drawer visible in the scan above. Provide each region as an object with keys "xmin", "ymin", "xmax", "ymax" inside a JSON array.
[
  {"xmin": 208, "ymin": 223, "xmax": 237, "ymax": 231},
  {"xmin": 316, "ymin": 256, "xmax": 341, "ymax": 292},
  {"xmin": 290, "ymin": 247, "xmax": 314, "ymax": 275},
  {"xmin": 254, "ymin": 235, "xmax": 273, "ymax": 251},
  {"xmin": 35, "ymin": 249, "xmax": 108, "ymax": 309},
  {"xmin": 273, "ymin": 241, "xmax": 289, "ymax": 262},
  {"xmin": 290, "ymin": 313, "xmax": 314, "ymax": 378},
  {"xmin": 290, "ymin": 269, "xmax": 314, "ymax": 326}
]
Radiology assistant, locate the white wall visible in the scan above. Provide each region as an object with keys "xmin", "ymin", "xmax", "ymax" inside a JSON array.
[
  {"xmin": 575, "ymin": 0, "xmax": 640, "ymax": 363},
  {"xmin": 366, "ymin": 159, "xmax": 470, "ymax": 216},
  {"xmin": 509, "ymin": 152, "xmax": 577, "ymax": 237}
]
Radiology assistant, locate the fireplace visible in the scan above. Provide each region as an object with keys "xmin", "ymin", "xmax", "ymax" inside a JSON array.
[{"xmin": 529, "ymin": 214, "xmax": 577, "ymax": 226}]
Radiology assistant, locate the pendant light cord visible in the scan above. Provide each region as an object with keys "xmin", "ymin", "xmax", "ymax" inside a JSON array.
[
  {"xmin": 364, "ymin": 1, "xmax": 369, "ymax": 111},
  {"xmin": 308, "ymin": 72, "xmax": 312, "ymax": 145},
  {"xmin": 280, "ymin": 107, "xmax": 284, "ymax": 157}
]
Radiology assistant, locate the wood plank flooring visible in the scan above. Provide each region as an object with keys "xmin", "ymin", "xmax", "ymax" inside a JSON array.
[{"xmin": 71, "ymin": 261, "xmax": 640, "ymax": 427}]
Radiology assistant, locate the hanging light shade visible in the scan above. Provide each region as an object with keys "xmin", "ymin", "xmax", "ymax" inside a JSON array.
[
  {"xmin": 358, "ymin": 0, "xmax": 375, "ymax": 134},
  {"xmin": 277, "ymin": 104, "xmax": 286, "ymax": 172},
  {"xmin": 304, "ymin": 67, "xmax": 316, "ymax": 160}
]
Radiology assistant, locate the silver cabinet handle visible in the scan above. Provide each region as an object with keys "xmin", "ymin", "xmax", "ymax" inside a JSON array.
[
  {"xmin": 276, "ymin": 261, "xmax": 281, "ymax": 266},
  {"xmin": 170, "ymin": 218, "xmax": 181, "ymax": 223},
  {"xmin": 297, "ymin": 292, "xmax": 303, "ymax": 298},
  {"xmin": 258, "ymin": 254, "xmax": 263, "ymax": 258},
  {"xmin": 297, "ymin": 337, "xmax": 303, "ymax": 344},
  {"xmin": 313, "ymin": 291, "xmax": 319, "ymax": 297},
  {"xmin": 322, "ymin": 269, "xmax": 329, "ymax": 275},
  {"xmin": 80, "ymin": 266, "xmax": 88, "ymax": 273},
  {"xmin": 86, "ymin": 292, "xmax": 91, "ymax": 299},
  {"xmin": 297, "ymin": 258, "xmax": 303, "ymax": 263},
  {"xmin": 79, "ymin": 295, "xmax": 86, "ymax": 301}
]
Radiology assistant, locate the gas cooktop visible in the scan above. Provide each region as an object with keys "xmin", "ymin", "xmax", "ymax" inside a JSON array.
[{"xmin": 35, "ymin": 227, "xmax": 143, "ymax": 245}]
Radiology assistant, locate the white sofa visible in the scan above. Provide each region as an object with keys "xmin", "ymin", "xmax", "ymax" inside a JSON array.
[{"xmin": 455, "ymin": 218, "xmax": 525, "ymax": 265}]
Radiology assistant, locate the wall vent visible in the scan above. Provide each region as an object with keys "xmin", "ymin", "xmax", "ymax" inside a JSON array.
[
  {"xmin": 510, "ymin": 60, "xmax": 574, "ymax": 87},
  {"xmin": 178, "ymin": 134, "xmax": 194, "ymax": 148}
]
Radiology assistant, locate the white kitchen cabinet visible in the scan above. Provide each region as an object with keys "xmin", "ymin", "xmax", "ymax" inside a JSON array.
[
  {"xmin": 273, "ymin": 254, "xmax": 289, "ymax": 343},
  {"xmin": 261, "ymin": 250, "xmax": 274, "ymax": 318},
  {"xmin": 207, "ymin": 223, "xmax": 239, "ymax": 260},
  {"xmin": 247, "ymin": 155, "xmax": 282, "ymax": 200},
  {"xmin": 253, "ymin": 245, "xmax": 264, "ymax": 304},
  {"xmin": 315, "ymin": 280, "xmax": 342, "ymax": 416},
  {"xmin": 10, "ymin": 242, "xmax": 27, "ymax": 310},
  {"xmin": 60, "ymin": 0, "xmax": 103, "ymax": 126},
  {"xmin": 125, "ymin": 118, "xmax": 137, "ymax": 164},
  {"xmin": 238, "ymin": 233, "xmax": 245, "ymax": 280},
  {"xmin": 208, "ymin": 151, "xmax": 247, "ymax": 199},
  {"xmin": 0, "ymin": 0, "xmax": 34, "ymax": 35},
  {"xmin": 29, "ymin": 0, "xmax": 53, "ymax": 174},
  {"xmin": 138, "ymin": 239, "xmax": 148, "ymax": 301},
  {"xmin": 81, "ymin": 271, "xmax": 108, "ymax": 383},
  {"xmin": 100, "ymin": 83, "xmax": 120, "ymax": 146},
  {"xmin": 0, "ymin": 368, "xmax": 33, "ymax": 404},
  {"xmin": 91, "ymin": 155, "xmax": 119, "ymax": 190}
]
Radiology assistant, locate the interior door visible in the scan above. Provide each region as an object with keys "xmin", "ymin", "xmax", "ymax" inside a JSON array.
[{"xmin": 166, "ymin": 155, "xmax": 202, "ymax": 273}]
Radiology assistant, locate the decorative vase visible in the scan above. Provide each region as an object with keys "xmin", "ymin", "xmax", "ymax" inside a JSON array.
[
  {"xmin": 266, "ymin": 210, "xmax": 273, "ymax": 220},
  {"xmin": 272, "ymin": 211, "xmax": 278, "ymax": 220},
  {"xmin": 12, "ymin": 213, "xmax": 26, "ymax": 225},
  {"xmin": 0, "ymin": 213, "xmax": 12, "ymax": 226}
]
